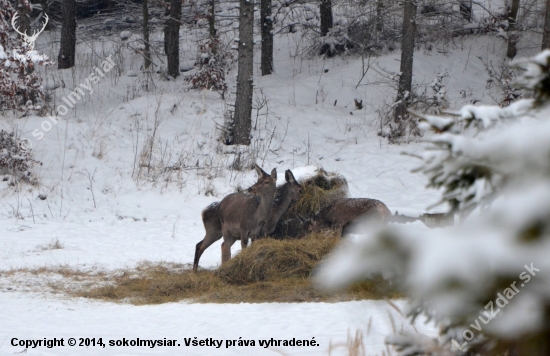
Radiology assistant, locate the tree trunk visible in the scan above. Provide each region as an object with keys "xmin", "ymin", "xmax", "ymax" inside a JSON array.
[
  {"xmin": 58, "ymin": 0, "xmax": 76, "ymax": 69},
  {"xmin": 142, "ymin": 0, "xmax": 151, "ymax": 70},
  {"xmin": 209, "ymin": 0, "xmax": 217, "ymax": 38},
  {"xmin": 459, "ymin": 0, "xmax": 472, "ymax": 22},
  {"xmin": 16, "ymin": 0, "xmax": 31, "ymax": 40},
  {"xmin": 39, "ymin": 0, "xmax": 52, "ymax": 30},
  {"xmin": 16, "ymin": 0, "xmax": 33, "ymax": 75},
  {"xmin": 163, "ymin": 4, "xmax": 169, "ymax": 55},
  {"xmin": 394, "ymin": 0, "xmax": 416, "ymax": 123},
  {"xmin": 320, "ymin": 0, "xmax": 333, "ymax": 37},
  {"xmin": 506, "ymin": 0, "xmax": 520, "ymax": 59},
  {"xmin": 376, "ymin": 0, "xmax": 384, "ymax": 33},
  {"xmin": 232, "ymin": 0, "xmax": 254, "ymax": 145},
  {"xmin": 261, "ymin": 0, "xmax": 273, "ymax": 75},
  {"xmin": 542, "ymin": 0, "xmax": 550, "ymax": 50},
  {"xmin": 166, "ymin": 0, "xmax": 181, "ymax": 78}
]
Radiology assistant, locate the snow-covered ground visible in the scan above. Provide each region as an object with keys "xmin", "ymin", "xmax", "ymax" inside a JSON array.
[
  {"xmin": 0, "ymin": 293, "xmax": 438, "ymax": 355},
  {"xmin": 0, "ymin": 15, "xmax": 540, "ymax": 354}
]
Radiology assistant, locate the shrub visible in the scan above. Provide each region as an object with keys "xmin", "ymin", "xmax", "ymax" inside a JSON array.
[
  {"xmin": 0, "ymin": 129, "xmax": 41, "ymax": 182},
  {"xmin": 185, "ymin": 36, "xmax": 233, "ymax": 98},
  {"xmin": 0, "ymin": 0, "xmax": 51, "ymax": 112}
]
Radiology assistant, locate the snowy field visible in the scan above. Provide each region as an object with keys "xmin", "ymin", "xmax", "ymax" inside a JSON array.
[
  {"xmin": 0, "ymin": 8, "xmax": 541, "ymax": 353},
  {"xmin": 0, "ymin": 294, "xmax": 438, "ymax": 356}
]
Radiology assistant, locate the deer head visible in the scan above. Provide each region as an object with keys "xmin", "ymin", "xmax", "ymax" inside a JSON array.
[
  {"xmin": 12, "ymin": 12, "xmax": 49, "ymax": 52},
  {"xmin": 284, "ymin": 169, "xmax": 303, "ymax": 202},
  {"xmin": 247, "ymin": 164, "xmax": 277, "ymax": 196}
]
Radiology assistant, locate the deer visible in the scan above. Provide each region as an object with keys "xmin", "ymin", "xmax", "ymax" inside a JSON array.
[
  {"xmin": 260, "ymin": 169, "xmax": 303, "ymax": 237},
  {"xmin": 12, "ymin": 12, "xmax": 49, "ymax": 52},
  {"xmin": 193, "ymin": 164, "xmax": 277, "ymax": 272},
  {"xmin": 303, "ymin": 198, "xmax": 391, "ymax": 236}
]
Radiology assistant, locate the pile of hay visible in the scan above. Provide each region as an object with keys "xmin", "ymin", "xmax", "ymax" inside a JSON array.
[
  {"xmin": 272, "ymin": 168, "xmax": 348, "ymax": 238},
  {"xmin": 217, "ymin": 231, "xmax": 340, "ymax": 284}
]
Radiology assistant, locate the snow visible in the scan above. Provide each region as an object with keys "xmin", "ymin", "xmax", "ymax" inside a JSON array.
[
  {"xmin": 0, "ymin": 295, "xmax": 437, "ymax": 355},
  {"xmin": 316, "ymin": 49, "xmax": 550, "ymax": 346},
  {"xmin": 0, "ymin": 11, "xmax": 545, "ymax": 355}
]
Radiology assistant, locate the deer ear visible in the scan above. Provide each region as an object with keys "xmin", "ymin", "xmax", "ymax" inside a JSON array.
[
  {"xmin": 286, "ymin": 170, "xmax": 297, "ymax": 184},
  {"xmin": 254, "ymin": 164, "xmax": 267, "ymax": 177},
  {"xmin": 270, "ymin": 168, "xmax": 277, "ymax": 181}
]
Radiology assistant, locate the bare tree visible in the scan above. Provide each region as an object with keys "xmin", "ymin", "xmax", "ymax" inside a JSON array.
[
  {"xmin": 320, "ymin": 0, "xmax": 333, "ymax": 37},
  {"xmin": 142, "ymin": 0, "xmax": 151, "ymax": 70},
  {"xmin": 394, "ymin": 0, "xmax": 417, "ymax": 124},
  {"xmin": 58, "ymin": 0, "xmax": 76, "ymax": 69},
  {"xmin": 543, "ymin": 0, "xmax": 550, "ymax": 50},
  {"xmin": 261, "ymin": 0, "xmax": 273, "ymax": 75},
  {"xmin": 209, "ymin": 0, "xmax": 217, "ymax": 38},
  {"xmin": 166, "ymin": 0, "xmax": 181, "ymax": 78},
  {"xmin": 232, "ymin": 0, "xmax": 254, "ymax": 145},
  {"xmin": 376, "ymin": 0, "xmax": 384, "ymax": 32},
  {"xmin": 506, "ymin": 0, "xmax": 520, "ymax": 59}
]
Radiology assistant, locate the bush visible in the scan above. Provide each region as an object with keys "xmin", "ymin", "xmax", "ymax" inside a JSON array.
[
  {"xmin": 185, "ymin": 36, "xmax": 233, "ymax": 98},
  {"xmin": 0, "ymin": 130, "xmax": 41, "ymax": 183},
  {"xmin": 0, "ymin": 0, "xmax": 51, "ymax": 112}
]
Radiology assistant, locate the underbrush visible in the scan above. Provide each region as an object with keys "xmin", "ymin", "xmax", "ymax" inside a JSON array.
[{"xmin": 2, "ymin": 232, "xmax": 400, "ymax": 304}]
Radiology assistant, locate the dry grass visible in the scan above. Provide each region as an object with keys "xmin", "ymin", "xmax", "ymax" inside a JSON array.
[
  {"xmin": 77, "ymin": 232, "xmax": 399, "ymax": 304},
  {"xmin": 273, "ymin": 168, "xmax": 349, "ymax": 238},
  {"xmin": 35, "ymin": 238, "xmax": 64, "ymax": 251},
  {"xmin": 291, "ymin": 171, "xmax": 348, "ymax": 217},
  {"xmin": 2, "ymin": 233, "xmax": 400, "ymax": 305},
  {"xmin": 218, "ymin": 231, "xmax": 339, "ymax": 283}
]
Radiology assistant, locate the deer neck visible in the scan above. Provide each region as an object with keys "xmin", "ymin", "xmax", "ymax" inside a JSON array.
[
  {"xmin": 266, "ymin": 183, "xmax": 293, "ymax": 232},
  {"xmin": 253, "ymin": 189, "xmax": 275, "ymax": 224}
]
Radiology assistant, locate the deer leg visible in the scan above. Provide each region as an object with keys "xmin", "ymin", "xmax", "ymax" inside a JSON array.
[
  {"xmin": 193, "ymin": 228, "xmax": 222, "ymax": 272},
  {"xmin": 221, "ymin": 235, "xmax": 236, "ymax": 264},
  {"xmin": 241, "ymin": 232, "xmax": 251, "ymax": 249},
  {"xmin": 335, "ymin": 223, "xmax": 345, "ymax": 237}
]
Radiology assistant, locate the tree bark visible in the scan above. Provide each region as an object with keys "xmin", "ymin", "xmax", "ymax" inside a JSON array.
[
  {"xmin": 320, "ymin": 0, "xmax": 333, "ymax": 37},
  {"xmin": 459, "ymin": 0, "xmax": 472, "ymax": 22},
  {"xmin": 58, "ymin": 0, "xmax": 76, "ymax": 69},
  {"xmin": 506, "ymin": 0, "xmax": 520, "ymax": 59},
  {"xmin": 166, "ymin": 0, "xmax": 181, "ymax": 78},
  {"xmin": 232, "ymin": 0, "xmax": 254, "ymax": 145},
  {"xmin": 142, "ymin": 0, "xmax": 151, "ymax": 70},
  {"xmin": 16, "ymin": 0, "xmax": 31, "ymax": 40},
  {"xmin": 376, "ymin": 0, "xmax": 384, "ymax": 33},
  {"xmin": 39, "ymin": 0, "xmax": 52, "ymax": 30},
  {"xmin": 16, "ymin": 0, "xmax": 33, "ymax": 75},
  {"xmin": 261, "ymin": 0, "xmax": 273, "ymax": 75},
  {"xmin": 542, "ymin": 0, "xmax": 550, "ymax": 50},
  {"xmin": 394, "ymin": 0, "xmax": 416, "ymax": 122},
  {"xmin": 209, "ymin": 0, "xmax": 217, "ymax": 38}
]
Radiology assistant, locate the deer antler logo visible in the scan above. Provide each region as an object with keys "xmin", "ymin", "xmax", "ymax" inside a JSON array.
[{"xmin": 11, "ymin": 12, "xmax": 49, "ymax": 53}]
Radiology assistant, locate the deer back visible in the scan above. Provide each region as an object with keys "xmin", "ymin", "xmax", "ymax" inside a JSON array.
[{"xmin": 314, "ymin": 198, "xmax": 391, "ymax": 231}]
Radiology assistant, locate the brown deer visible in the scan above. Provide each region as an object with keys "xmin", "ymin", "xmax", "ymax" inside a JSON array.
[
  {"xmin": 303, "ymin": 198, "xmax": 391, "ymax": 236},
  {"xmin": 261, "ymin": 169, "xmax": 303, "ymax": 237},
  {"xmin": 193, "ymin": 164, "xmax": 277, "ymax": 272}
]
